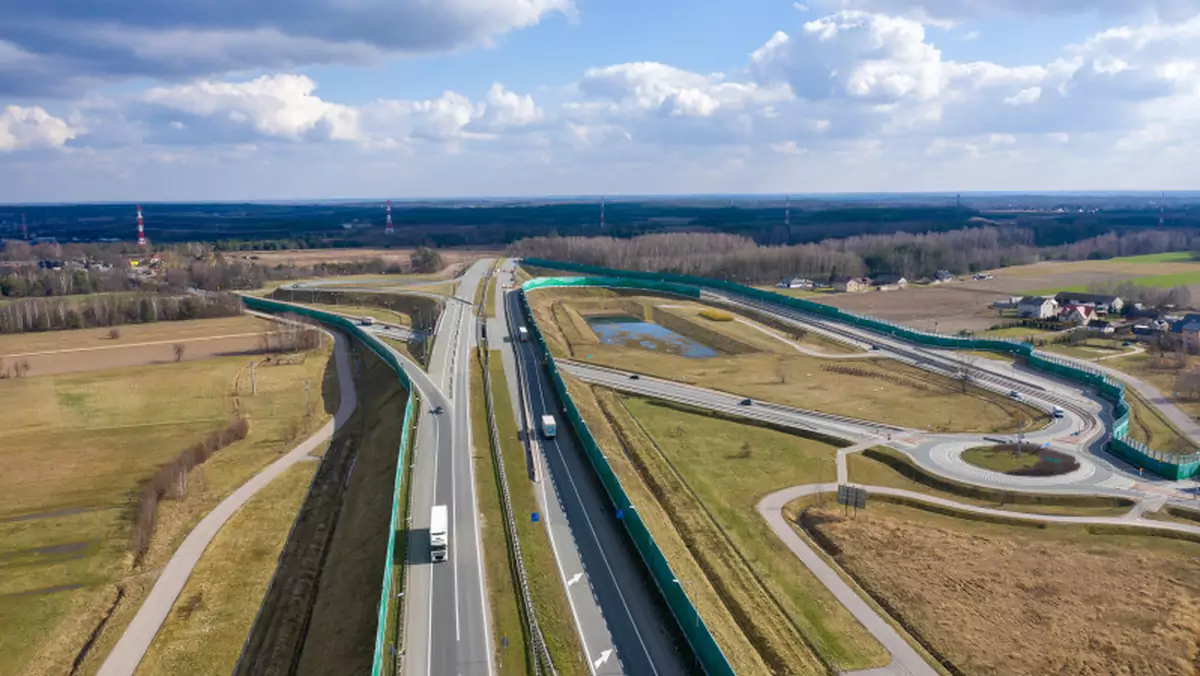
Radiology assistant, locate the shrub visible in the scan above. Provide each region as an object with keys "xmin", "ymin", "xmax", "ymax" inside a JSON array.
[{"xmin": 699, "ymin": 308, "xmax": 734, "ymax": 322}]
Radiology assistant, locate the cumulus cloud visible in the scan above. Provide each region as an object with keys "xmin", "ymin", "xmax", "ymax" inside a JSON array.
[
  {"xmin": 0, "ymin": 0, "xmax": 572, "ymax": 96},
  {"xmin": 0, "ymin": 105, "xmax": 80, "ymax": 151}
]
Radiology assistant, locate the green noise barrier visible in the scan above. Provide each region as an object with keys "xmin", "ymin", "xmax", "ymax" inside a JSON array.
[
  {"xmin": 515, "ymin": 285, "xmax": 736, "ymax": 676},
  {"xmin": 240, "ymin": 294, "xmax": 417, "ymax": 676},
  {"xmin": 519, "ymin": 259, "xmax": 1199, "ymax": 481}
]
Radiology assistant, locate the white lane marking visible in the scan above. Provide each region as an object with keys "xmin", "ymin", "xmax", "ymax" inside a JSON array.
[
  {"xmin": 509, "ymin": 296, "xmax": 598, "ymax": 676},
  {"xmin": 523, "ymin": 338, "xmax": 659, "ymax": 675},
  {"xmin": 594, "ymin": 650, "xmax": 614, "ymax": 669},
  {"xmin": 567, "ymin": 572, "xmax": 584, "ymax": 587},
  {"xmin": 462, "ymin": 290, "xmax": 495, "ymax": 675},
  {"xmin": 427, "ymin": 421, "xmax": 441, "ymax": 676}
]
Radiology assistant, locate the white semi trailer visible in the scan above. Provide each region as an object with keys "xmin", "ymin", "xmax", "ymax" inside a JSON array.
[{"xmin": 430, "ymin": 504, "xmax": 448, "ymax": 563}]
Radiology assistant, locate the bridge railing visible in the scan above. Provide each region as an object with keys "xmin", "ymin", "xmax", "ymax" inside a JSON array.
[{"xmin": 519, "ymin": 259, "xmax": 1200, "ymax": 480}]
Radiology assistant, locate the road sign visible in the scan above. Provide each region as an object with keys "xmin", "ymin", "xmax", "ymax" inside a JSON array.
[
  {"xmin": 836, "ymin": 484, "xmax": 868, "ymax": 510},
  {"xmin": 531, "ymin": 511, "xmax": 540, "ymax": 523},
  {"xmin": 615, "ymin": 508, "xmax": 624, "ymax": 520}
]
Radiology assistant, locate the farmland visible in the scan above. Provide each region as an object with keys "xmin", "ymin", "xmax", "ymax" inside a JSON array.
[
  {"xmin": 0, "ymin": 316, "xmax": 277, "ymax": 377},
  {"xmin": 0, "ymin": 333, "xmax": 337, "ymax": 676},
  {"xmin": 795, "ymin": 500, "xmax": 1200, "ymax": 676}
]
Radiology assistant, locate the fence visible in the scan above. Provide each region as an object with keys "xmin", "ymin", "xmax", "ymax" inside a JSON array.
[
  {"xmin": 516, "ymin": 289, "xmax": 737, "ymax": 676},
  {"xmin": 240, "ymin": 294, "xmax": 418, "ymax": 676},
  {"xmin": 518, "ymin": 259, "xmax": 1199, "ymax": 481}
]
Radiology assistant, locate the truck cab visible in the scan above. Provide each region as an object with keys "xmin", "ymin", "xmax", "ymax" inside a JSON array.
[
  {"xmin": 541, "ymin": 414, "xmax": 557, "ymax": 439},
  {"xmin": 518, "ymin": 326, "xmax": 529, "ymax": 342},
  {"xmin": 360, "ymin": 316, "xmax": 376, "ymax": 326},
  {"xmin": 430, "ymin": 505, "xmax": 448, "ymax": 563}
]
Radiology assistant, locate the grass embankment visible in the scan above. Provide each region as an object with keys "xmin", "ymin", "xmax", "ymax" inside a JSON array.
[
  {"xmin": 1146, "ymin": 504, "xmax": 1200, "ymax": 526},
  {"xmin": 846, "ymin": 447, "xmax": 1134, "ymax": 517},
  {"xmin": 469, "ymin": 358, "xmax": 529, "ymax": 676},
  {"xmin": 569, "ymin": 380, "xmax": 889, "ymax": 672},
  {"xmin": 297, "ymin": 303, "xmax": 412, "ymax": 327},
  {"xmin": 1124, "ymin": 386, "xmax": 1198, "ymax": 454},
  {"xmin": 529, "ymin": 288, "xmax": 1044, "ymax": 434},
  {"xmin": 662, "ymin": 302, "xmax": 859, "ymax": 356},
  {"xmin": 0, "ymin": 342, "xmax": 337, "ymax": 676},
  {"xmin": 487, "ymin": 353, "xmax": 588, "ymax": 675},
  {"xmin": 135, "ymin": 463, "xmax": 318, "ymax": 675},
  {"xmin": 961, "ymin": 446, "xmax": 1042, "ymax": 473},
  {"xmin": 294, "ymin": 344, "xmax": 408, "ymax": 676},
  {"xmin": 796, "ymin": 500, "xmax": 1200, "ymax": 676}
]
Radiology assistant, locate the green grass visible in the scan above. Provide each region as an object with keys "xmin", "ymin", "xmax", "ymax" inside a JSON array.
[
  {"xmin": 0, "ymin": 345, "xmax": 337, "ymax": 676},
  {"xmin": 136, "ymin": 463, "xmax": 317, "ymax": 676},
  {"xmin": 846, "ymin": 447, "xmax": 1135, "ymax": 517},
  {"xmin": 298, "ymin": 302, "xmax": 412, "ymax": 327},
  {"xmin": 1112, "ymin": 251, "xmax": 1196, "ymax": 264},
  {"xmin": 487, "ymin": 352, "xmax": 588, "ymax": 675},
  {"xmin": 1026, "ymin": 269, "xmax": 1200, "ymax": 296},
  {"xmin": 469, "ymin": 358, "xmax": 529, "ymax": 676},
  {"xmin": 960, "ymin": 446, "xmax": 1042, "ymax": 473},
  {"xmin": 980, "ymin": 326, "xmax": 1058, "ymax": 339},
  {"xmin": 619, "ymin": 396, "xmax": 890, "ymax": 672}
]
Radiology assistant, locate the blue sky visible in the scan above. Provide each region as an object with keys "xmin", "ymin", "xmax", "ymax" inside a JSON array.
[{"xmin": 1, "ymin": 0, "xmax": 1198, "ymax": 201}]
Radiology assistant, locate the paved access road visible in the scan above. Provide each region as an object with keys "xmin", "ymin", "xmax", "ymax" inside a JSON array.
[
  {"xmin": 98, "ymin": 325, "xmax": 359, "ymax": 676},
  {"xmin": 401, "ymin": 259, "xmax": 493, "ymax": 676},
  {"xmin": 497, "ymin": 261, "xmax": 689, "ymax": 676}
]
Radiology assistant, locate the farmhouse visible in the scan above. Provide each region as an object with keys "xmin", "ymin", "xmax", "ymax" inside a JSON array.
[
  {"xmin": 832, "ymin": 276, "xmax": 871, "ymax": 293},
  {"xmin": 1087, "ymin": 319, "xmax": 1115, "ymax": 334},
  {"xmin": 1054, "ymin": 291, "xmax": 1124, "ymax": 314},
  {"xmin": 1059, "ymin": 304, "xmax": 1097, "ymax": 326},
  {"xmin": 1017, "ymin": 296, "xmax": 1058, "ymax": 319}
]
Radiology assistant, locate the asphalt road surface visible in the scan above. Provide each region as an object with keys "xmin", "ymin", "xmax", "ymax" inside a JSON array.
[
  {"xmin": 499, "ymin": 261, "xmax": 689, "ymax": 676},
  {"xmin": 402, "ymin": 259, "xmax": 493, "ymax": 676}
]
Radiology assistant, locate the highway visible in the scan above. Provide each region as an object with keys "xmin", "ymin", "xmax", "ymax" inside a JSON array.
[
  {"xmin": 494, "ymin": 260, "xmax": 689, "ymax": 675},
  {"xmin": 401, "ymin": 259, "xmax": 493, "ymax": 676}
]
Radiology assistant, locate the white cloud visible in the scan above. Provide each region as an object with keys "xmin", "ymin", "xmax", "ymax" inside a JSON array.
[
  {"xmin": 0, "ymin": 105, "xmax": 80, "ymax": 151},
  {"xmin": 811, "ymin": 0, "xmax": 1200, "ymax": 21},
  {"xmin": 143, "ymin": 74, "xmax": 362, "ymax": 142},
  {"xmin": 1004, "ymin": 86, "xmax": 1042, "ymax": 105}
]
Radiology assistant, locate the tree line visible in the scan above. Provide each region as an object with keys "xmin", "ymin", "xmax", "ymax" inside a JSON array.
[
  {"xmin": 0, "ymin": 292, "xmax": 244, "ymax": 334},
  {"xmin": 508, "ymin": 227, "xmax": 1200, "ymax": 283}
]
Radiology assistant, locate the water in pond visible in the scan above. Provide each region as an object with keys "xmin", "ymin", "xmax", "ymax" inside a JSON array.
[{"xmin": 586, "ymin": 315, "xmax": 719, "ymax": 358}]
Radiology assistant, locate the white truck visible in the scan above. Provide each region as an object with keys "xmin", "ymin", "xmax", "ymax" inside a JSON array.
[
  {"xmin": 541, "ymin": 414, "xmax": 557, "ymax": 439},
  {"xmin": 518, "ymin": 326, "xmax": 529, "ymax": 342},
  {"xmin": 360, "ymin": 316, "xmax": 376, "ymax": 326},
  {"xmin": 430, "ymin": 505, "xmax": 448, "ymax": 563}
]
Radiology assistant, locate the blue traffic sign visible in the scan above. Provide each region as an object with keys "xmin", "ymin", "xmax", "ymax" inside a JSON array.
[
  {"xmin": 531, "ymin": 511, "xmax": 540, "ymax": 523},
  {"xmin": 615, "ymin": 509, "xmax": 624, "ymax": 520}
]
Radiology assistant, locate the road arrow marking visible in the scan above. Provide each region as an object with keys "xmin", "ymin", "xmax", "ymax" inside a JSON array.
[
  {"xmin": 567, "ymin": 572, "xmax": 583, "ymax": 587},
  {"xmin": 593, "ymin": 649, "xmax": 613, "ymax": 669}
]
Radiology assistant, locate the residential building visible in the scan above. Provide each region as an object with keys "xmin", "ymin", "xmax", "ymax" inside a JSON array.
[
  {"xmin": 991, "ymin": 296, "xmax": 1023, "ymax": 310},
  {"xmin": 1087, "ymin": 319, "xmax": 1115, "ymax": 334},
  {"xmin": 1054, "ymin": 291, "xmax": 1124, "ymax": 314},
  {"xmin": 1059, "ymin": 304, "xmax": 1097, "ymax": 325},
  {"xmin": 777, "ymin": 277, "xmax": 814, "ymax": 290},
  {"xmin": 832, "ymin": 276, "xmax": 870, "ymax": 293},
  {"xmin": 1017, "ymin": 296, "xmax": 1058, "ymax": 319}
]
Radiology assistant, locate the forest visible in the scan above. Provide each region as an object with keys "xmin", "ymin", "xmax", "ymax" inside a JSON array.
[{"xmin": 507, "ymin": 227, "xmax": 1200, "ymax": 283}]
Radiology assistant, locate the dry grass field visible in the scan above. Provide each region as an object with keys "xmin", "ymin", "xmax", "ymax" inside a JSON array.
[
  {"xmin": 799, "ymin": 501, "xmax": 1200, "ymax": 676},
  {"xmin": 0, "ymin": 316, "xmax": 277, "ymax": 377},
  {"xmin": 233, "ymin": 247, "xmax": 495, "ymax": 270},
  {"xmin": 0, "ymin": 339, "xmax": 337, "ymax": 676},
  {"xmin": 135, "ymin": 463, "xmax": 318, "ymax": 676}
]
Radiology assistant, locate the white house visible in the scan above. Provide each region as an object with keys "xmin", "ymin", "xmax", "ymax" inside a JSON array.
[
  {"xmin": 1017, "ymin": 296, "xmax": 1059, "ymax": 319},
  {"xmin": 777, "ymin": 277, "xmax": 814, "ymax": 290}
]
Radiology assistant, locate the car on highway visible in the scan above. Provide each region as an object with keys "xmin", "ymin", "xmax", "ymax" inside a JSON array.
[
  {"xmin": 870, "ymin": 344, "xmax": 881, "ymax": 351},
  {"xmin": 629, "ymin": 374, "xmax": 640, "ymax": 380},
  {"xmin": 739, "ymin": 398, "xmax": 753, "ymax": 406},
  {"xmin": 1008, "ymin": 390, "xmax": 1021, "ymax": 400},
  {"xmin": 431, "ymin": 405, "xmax": 444, "ymax": 415}
]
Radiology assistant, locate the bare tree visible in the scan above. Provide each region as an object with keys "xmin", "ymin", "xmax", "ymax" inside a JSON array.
[{"xmin": 173, "ymin": 343, "xmax": 186, "ymax": 362}]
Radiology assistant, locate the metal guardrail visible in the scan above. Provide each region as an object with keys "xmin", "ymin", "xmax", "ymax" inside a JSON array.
[{"xmin": 476, "ymin": 267, "xmax": 557, "ymax": 676}]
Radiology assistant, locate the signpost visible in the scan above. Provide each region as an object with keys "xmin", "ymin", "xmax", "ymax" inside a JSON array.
[{"xmin": 836, "ymin": 484, "xmax": 868, "ymax": 517}]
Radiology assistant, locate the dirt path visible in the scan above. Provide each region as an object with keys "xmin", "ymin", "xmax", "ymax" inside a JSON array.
[{"xmin": 95, "ymin": 330, "xmax": 357, "ymax": 676}]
